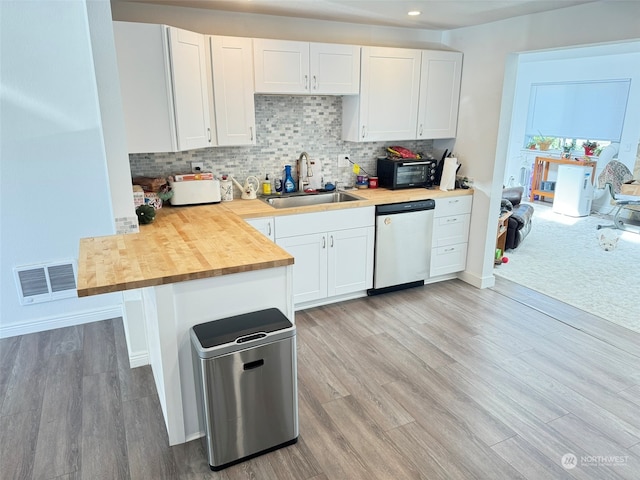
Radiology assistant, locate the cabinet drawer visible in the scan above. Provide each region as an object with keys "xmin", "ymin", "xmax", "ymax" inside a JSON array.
[
  {"xmin": 430, "ymin": 243, "xmax": 467, "ymax": 277},
  {"xmin": 432, "ymin": 214, "xmax": 470, "ymax": 247},
  {"xmin": 434, "ymin": 195, "xmax": 472, "ymax": 217}
]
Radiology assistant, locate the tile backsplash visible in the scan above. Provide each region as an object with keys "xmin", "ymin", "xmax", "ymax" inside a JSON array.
[{"xmin": 129, "ymin": 95, "xmax": 434, "ymax": 190}]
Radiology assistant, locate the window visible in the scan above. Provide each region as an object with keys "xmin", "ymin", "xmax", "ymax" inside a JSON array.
[{"xmin": 525, "ymin": 79, "xmax": 630, "ymax": 142}]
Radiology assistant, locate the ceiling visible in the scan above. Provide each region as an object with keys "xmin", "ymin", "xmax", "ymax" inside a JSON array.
[{"xmin": 116, "ymin": 0, "xmax": 597, "ymax": 30}]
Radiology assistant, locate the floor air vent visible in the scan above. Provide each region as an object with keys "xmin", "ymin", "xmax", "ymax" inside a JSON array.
[{"xmin": 14, "ymin": 261, "xmax": 77, "ymax": 305}]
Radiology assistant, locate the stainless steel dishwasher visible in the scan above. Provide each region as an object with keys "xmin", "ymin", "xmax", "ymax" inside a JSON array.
[{"xmin": 368, "ymin": 199, "xmax": 435, "ymax": 294}]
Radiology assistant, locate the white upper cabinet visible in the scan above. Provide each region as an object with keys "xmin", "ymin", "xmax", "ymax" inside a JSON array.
[
  {"xmin": 343, "ymin": 47, "xmax": 462, "ymax": 142},
  {"xmin": 208, "ymin": 36, "xmax": 256, "ymax": 146},
  {"xmin": 113, "ymin": 22, "xmax": 212, "ymax": 153},
  {"xmin": 417, "ymin": 50, "xmax": 463, "ymax": 139},
  {"xmin": 342, "ymin": 46, "xmax": 422, "ymax": 142},
  {"xmin": 309, "ymin": 43, "xmax": 360, "ymax": 95},
  {"xmin": 253, "ymin": 39, "xmax": 360, "ymax": 95}
]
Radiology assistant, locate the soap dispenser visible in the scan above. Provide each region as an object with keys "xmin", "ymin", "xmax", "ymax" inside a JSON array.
[
  {"xmin": 262, "ymin": 174, "xmax": 272, "ymax": 195},
  {"xmin": 283, "ymin": 165, "xmax": 296, "ymax": 193}
]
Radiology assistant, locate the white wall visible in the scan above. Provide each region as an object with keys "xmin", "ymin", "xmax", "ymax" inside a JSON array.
[
  {"xmin": 87, "ymin": 0, "xmax": 138, "ymax": 232},
  {"xmin": 0, "ymin": 0, "xmax": 125, "ymax": 337},
  {"xmin": 441, "ymin": 1, "xmax": 640, "ymax": 289}
]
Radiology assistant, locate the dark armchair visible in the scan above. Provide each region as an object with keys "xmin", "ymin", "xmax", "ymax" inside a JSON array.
[{"xmin": 502, "ymin": 186, "xmax": 534, "ymax": 250}]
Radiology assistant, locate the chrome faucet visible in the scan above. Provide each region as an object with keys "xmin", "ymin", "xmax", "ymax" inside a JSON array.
[{"xmin": 297, "ymin": 151, "xmax": 313, "ymax": 192}]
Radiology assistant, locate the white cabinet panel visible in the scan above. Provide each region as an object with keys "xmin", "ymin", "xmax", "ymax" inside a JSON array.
[
  {"xmin": 310, "ymin": 43, "xmax": 360, "ymax": 95},
  {"xmin": 245, "ymin": 217, "xmax": 274, "ymax": 241},
  {"xmin": 113, "ymin": 22, "xmax": 212, "ymax": 153},
  {"xmin": 434, "ymin": 195, "xmax": 473, "ymax": 217},
  {"xmin": 417, "ymin": 50, "xmax": 462, "ymax": 139},
  {"xmin": 254, "ymin": 39, "xmax": 309, "ymax": 94},
  {"xmin": 432, "ymin": 214, "xmax": 470, "ymax": 247},
  {"xmin": 275, "ymin": 208, "xmax": 374, "ymax": 305},
  {"xmin": 343, "ymin": 47, "xmax": 462, "ymax": 143},
  {"xmin": 430, "ymin": 195, "xmax": 472, "ymax": 277},
  {"xmin": 327, "ymin": 226, "xmax": 374, "ymax": 296},
  {"xmin": 169, "ymin": 27, "xmax": 212, "ymax": 151},
  {"xmin": 277, "ymin": 233, "xmax": 327, "ymax": 304},
  {"xmin": 430, "ymin": 244, "xmax": 468, "ymax": 277},
  {"xmin": 254, "ymin": 39, "xmax": 360, "ymax": 95},
  {"xmin": 343, "ymin": 46, "xmax": 421, "ymax": 142},
  {"xmin": 209, "ymin": 36, "xmax": 256, "ymax": 146}
]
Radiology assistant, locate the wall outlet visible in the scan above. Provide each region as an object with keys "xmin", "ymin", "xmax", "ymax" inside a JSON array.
[
  {"xmin": 191, "ymin": 161, "xmax": 204, "ymax": 173},
  {"xmin": 337, "ymin": 154, "xmax": 350, "ymax": 168}
]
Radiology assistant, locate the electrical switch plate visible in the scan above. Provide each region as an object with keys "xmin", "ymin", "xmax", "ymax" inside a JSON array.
[
  {"xmin": 337, "ymin": 154, "xmax": 350, "ymax": 168},
  {"xmin": 191, "ymin": 161, "xmax": 204, "ymax": 173}
]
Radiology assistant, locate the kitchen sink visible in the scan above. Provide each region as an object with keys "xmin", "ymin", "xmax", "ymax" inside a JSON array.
[{"xmin": 262, "ymin": 191, "xmax": 363, "ymax": 209}]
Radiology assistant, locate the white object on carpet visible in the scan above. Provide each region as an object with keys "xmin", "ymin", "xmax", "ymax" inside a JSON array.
[{"xmin": 494, "ymin": 202, "xmax": 640, "ymax": 333}]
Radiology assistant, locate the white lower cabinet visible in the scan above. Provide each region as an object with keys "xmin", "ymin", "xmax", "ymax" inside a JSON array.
[
  {"xmin": 275, "ymin": 207, "xmax": 374, "ymax": 306},
  {"xmin": 430, "ymin": 195, "xmax": 472, "ymax": 277},
  {"xmin": 245, "ymin": 217, "xmax": 274, "ymax": 241}
]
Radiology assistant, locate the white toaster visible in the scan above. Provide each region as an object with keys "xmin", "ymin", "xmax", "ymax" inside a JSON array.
[{"xmin": 169, "ymin": 179, "xmax": 221, "ymax": 205}]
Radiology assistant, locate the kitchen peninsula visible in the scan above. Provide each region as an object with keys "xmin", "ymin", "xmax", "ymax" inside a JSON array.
[
  {"xmin": 77, "ymin": 204, "xmax": 295, "ymax": 446},
  {"xmin": 76, "ymin": 186, "xmax": 472, "ymax": 445}
]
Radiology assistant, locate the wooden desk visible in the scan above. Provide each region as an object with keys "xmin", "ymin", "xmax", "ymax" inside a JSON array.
[
  {"xmin": 530, "ymin": 156, "xmax": 597, "ymax": 202},
  {"xmin": 495, "ymin": 211, "xmax": 511, "ymax": 265}
]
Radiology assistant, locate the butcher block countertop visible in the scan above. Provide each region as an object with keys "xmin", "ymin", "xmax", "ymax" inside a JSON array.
[{"xmin": 77, "ymin": 187, "xmax": 472, "ymax": 297}]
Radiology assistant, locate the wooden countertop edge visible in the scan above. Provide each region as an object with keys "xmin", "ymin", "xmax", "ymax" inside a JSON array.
[{"xmin": 77, "ymin": 256, "xmax": 294, "ymax": 297}]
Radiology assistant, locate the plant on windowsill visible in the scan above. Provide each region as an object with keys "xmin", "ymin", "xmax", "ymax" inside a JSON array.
[
  {"xmin": 533, "ymin": 135, "xmax": 554, "ymax": 151},
  {"xmin": 562, "ymin": 141, "xmax": 576, "ymax": 158},
  {"xmin": 582, "ymin": 140, "xmax": 598, "ymax": 156}
]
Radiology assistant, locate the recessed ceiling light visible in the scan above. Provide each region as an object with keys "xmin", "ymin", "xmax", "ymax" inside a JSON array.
[{"xmin": 408, "ymin": 11, "xmax": 421, "ymax": 16}]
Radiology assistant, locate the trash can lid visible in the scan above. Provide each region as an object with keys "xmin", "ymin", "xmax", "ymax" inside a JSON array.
[{"xmin": 192, "ymin": 308, "xmax": 292, "ymax": 349}]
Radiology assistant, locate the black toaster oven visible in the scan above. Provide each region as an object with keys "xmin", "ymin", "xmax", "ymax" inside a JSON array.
[{"xmin": 376, "ymin": 157, "xmax": 437, "ymax": 189}]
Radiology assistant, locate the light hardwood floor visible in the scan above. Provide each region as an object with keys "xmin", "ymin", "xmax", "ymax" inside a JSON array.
[{"xmin": 1, "ymin": 278, "xmax": 639, "ymax": 479}]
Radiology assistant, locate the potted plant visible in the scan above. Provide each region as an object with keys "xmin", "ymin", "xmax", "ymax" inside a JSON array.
[
  {"xmin": 582, "ymin": 140, "xmax": 598, "ymax": 156},
  {"xmin": 562, "ymin": 141, "xmax": 575, "ymax": 158},
  {"xmin": 533, "ymin": 135, "xmax": 554, "ymax": 151},
  {"xmin": 526, "ymin": 140, "xmax": 537, "ymax": 150}
]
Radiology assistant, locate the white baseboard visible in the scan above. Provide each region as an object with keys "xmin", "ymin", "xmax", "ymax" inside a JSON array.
[
  {"xmin": 129, "ymin": 352, "xmax": 150, "ymax": 368},
  {"xmin": 458, "ymin": 270, "xmax": 495, "ymax": 289},
  {"xmin": 0, "ymin": 305, "xmax": 124, "ymax": 339}
]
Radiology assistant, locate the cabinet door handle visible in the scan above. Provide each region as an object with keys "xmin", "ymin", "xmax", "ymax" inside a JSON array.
[
  {"xmin": 330, "ymin": 235, "xmax": 334, "ymax": 248},
  {"xmin": 207, "ymin": 127, "xmax": 211, "ymax": 142},
  {"xmin": 419, "ymin": 124, "xmax": 423, "ymax": 136},
  {"xmin": 322, "ymin": 236, "xmax": 326, "ymax": 248},
  {"xmin": 446, "ymin": 217, "xmax": 459, "ymax": 223},
  {"xmin": 304, "ymin": 74, "xmax": 309, "ymax": 90},
  {"xmin": 445, "ymin": 247, "xmax": 455, "ymax": 252},
  {"xmin": 313, "ymin": 75, "xmax": 317, "ymax": 90},
  {"xmin": 250, "ymin": 126, "xmax": 254, "ymax": 141},
  {"xmin": 267, "ymin": 222, "xmax": 271, "ymax": 236},
  {"xmin": 361, "ymin": 125, "xmax": 366, "ymax": 138}
]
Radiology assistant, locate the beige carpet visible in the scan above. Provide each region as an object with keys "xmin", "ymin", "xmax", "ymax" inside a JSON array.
[{"xmin": 494, "ymin": 202, "xmax": 640, "ymax": 333}]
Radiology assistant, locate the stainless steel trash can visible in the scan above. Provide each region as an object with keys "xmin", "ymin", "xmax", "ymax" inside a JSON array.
[{"xmin": 190, "ymin": 308, "xmax": 298, "ymax": 471}]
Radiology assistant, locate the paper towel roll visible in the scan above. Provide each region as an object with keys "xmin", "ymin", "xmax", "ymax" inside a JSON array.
[{"xmin": 439, "ymin": 157, "xmax": 458, "ymax": 191}]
